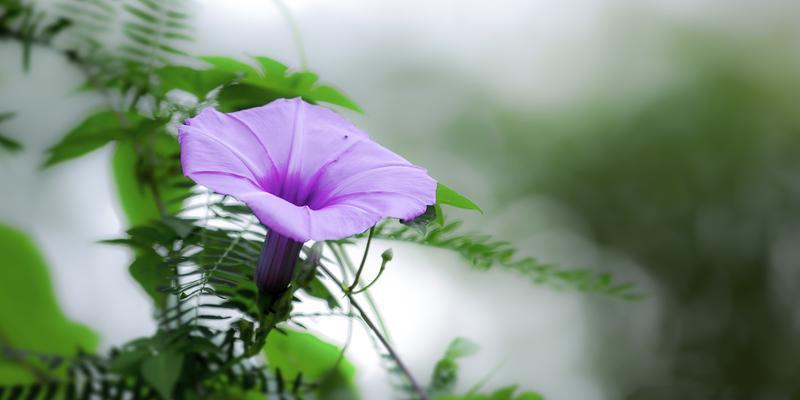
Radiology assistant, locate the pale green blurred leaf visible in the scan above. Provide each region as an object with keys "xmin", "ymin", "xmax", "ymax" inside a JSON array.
[
  {"xmin": 199, "ymin": 56, "xmax": 261, "ymax": 77},
  {"xmin": 429, "ymin": 337, "xmax": 480, "ymax": 397},
  {"xmin": 44, "ymin": 110, "xmax": 140, "ymax": 167},
  {"xmin": 0, "ymin": 112, "xmax": 21, "ymax": 152},
  {"xmin": 0, "ymin": 224, "xmax": 98, "ymax": 384},
  {"xmin": 264, "ymin": 329, "xmax": 358, "ymax": 399},
  {"xmin": 444, "ymin": 337, "xmax": 480, "ymax": 359},
  {"xmin": 0, "ymin": 134, "xmax": 22, "ymax": 153},
  {"xmin": 437, "ymin": 386, "xmax": 544, "ymax": 400}
]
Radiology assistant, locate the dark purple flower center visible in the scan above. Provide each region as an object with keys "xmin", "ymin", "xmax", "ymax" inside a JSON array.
[{"xmin": 255, "ymin": 232, "xmax": 303, "ymax": 293}]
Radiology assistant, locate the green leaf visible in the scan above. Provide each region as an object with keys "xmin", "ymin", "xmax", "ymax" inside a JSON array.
[
  {"xmin": 0, "ymin": 113, "xmax": 20, "ymax": 153},
  {"xmin": 370, "ymin": 216, "xmax": 639, "ymax": 299},
  {"xmin": 429, "ymin": 338, "xmax": 480, "ymax": 397},
  {"xmin": 0, "ymin": 133, "xmax": 22, "ymax": 152},
  {"xmin": 215, "ymin": 83, "xmax": 286, "ymax": 113},
  {"xmin": 309, "ymin": 85, "xmax": 363, "ymax": 113},
  {"xmin": 488, "ymin": 386, "xmax": 518, "ymax": 400},
  {"xmin": 437, "ymin": 183, "xmax": 482, "ymax": 213},
  {"xmin": 199, "ymin": 56, "xmax": 261, "ymax": 77},
  {"xmin": 124, "ymin": 5, "xmax": 158, "ymax": 24},
  {"xmin": 254, "ymin": 55, "xmax": 288, "ymax": 77},
  {"xmin": 0, "ymin": 224, "xmax": 99, "ymax": 384},
  {"xmin": 436, "ymin": 387, "xmax": 545, "ymax": 400},
  {"xmin": 110, "ymin": 347, "xmax": 150, "ymax": 375},
  {"xmin": 202, "ymin": 55, "xmax": 362, "ymax": 113},
  {"xmin": 112, "ymin": 134, "xmax": 190, "ymax": 226},
  {"xmin": 514, "ymin": 392, "xmax": 545, "ymax": 400},
  {"xmin": 303, "ymin": 276, "xmax": 339, "ymax": 309},
  {"xmin": 401, "ymin": 205, "xmax": 438, "ymax": 235},
  {"xmin": 264, "ymin": 329, "xmax": 358, "ymax": 399},
  {"xmin": 128, "ymin": 250, "xmax": 171, "ymax": 308},
  {"xmin": 444, "ymin": 337, "xmax": 480, "ymax": 359},
  {"xmin": 113, "ymin": 140, "xmax": 162, "ymax": 226},
  {"xmin": 44, "ymin": 110, "xmax": 141, "ymax": 168},
  {"xmin": 155, "ymin": 65, "xmax": 236, "ymax": 99},
  {"xmin": 141, "ymin": 350, "xmax": 184, "ymax": 399}
]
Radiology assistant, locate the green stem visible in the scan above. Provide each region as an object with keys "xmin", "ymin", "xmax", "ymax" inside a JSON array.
[
  {"xmin": 333, "ymin": 242, "xmax": 393, "ymax": 342},
  {"xmin": 352, "ymin": 254, "xmax": 389, "ymax": 294},
  {"xmin": 271, "ymin": 0, "xmax": 309, "ymax": 70},
  {"xmin": 318, "ymin": 264, "xmax": 429, "ymax": 400},
  {"xmin": 347, "ymin": 227, "xmax": 374, "ymax": 293}
]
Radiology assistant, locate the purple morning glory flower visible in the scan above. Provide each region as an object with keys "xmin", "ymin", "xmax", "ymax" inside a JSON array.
[{"xmin": 178, "ymin": 98, "xmax": 436, "ymax": 292}]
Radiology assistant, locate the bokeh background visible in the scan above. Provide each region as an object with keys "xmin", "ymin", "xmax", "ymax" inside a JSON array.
[{"xmin": 2, "ymin": 0, "xmax": 800, "ymax": 399}]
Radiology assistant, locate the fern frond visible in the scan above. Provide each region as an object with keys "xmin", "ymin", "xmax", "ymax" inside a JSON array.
[
  {"xmin": 0, "ymin": 0, "xmax": 72, "ymax": 69},
  {"xmin": 53, "ymin": 0, "xmax": 117, "ymax": 55},
  {"xmin": 364, "ymin": 216, "xmax": 642, "ymax": 299},
  {"xmin": 118, "ymin": 0, "xmax": 191, "ymax": 84}
]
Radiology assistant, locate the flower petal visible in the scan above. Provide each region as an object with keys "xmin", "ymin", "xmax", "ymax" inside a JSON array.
[
  {"xmin": 180, "ymin": 98, "xmax": 437, "ymax": 241},
  {"xmin": 178, "ymin": 126, "xmax": 263, "ymax": 196},
  {"xmin": 181, "ymin": 108, "xmax": 280, "ymax": 192},
  {"xmin": 307, "ymin": 140, "xmax": 437, "ymax": 221},
  {"xmin": 226, "ymin": 98, "xmax": 368, "ymax": 204},
  {"xmin": 241, "ymin": 191, "xmax": 380, "ymax": 241}
]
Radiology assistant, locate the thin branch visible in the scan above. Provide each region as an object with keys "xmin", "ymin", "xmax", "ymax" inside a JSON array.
[
  {"xmin": 333, "ymin": 242, "xmax": 393, "ymax": 342},
  {"xmin": 353, "ymin": 249, "xmax": 391, "ymax": 294},
  {"xmin": 271, "ymin": 0, "xmax": 309, "ymax": 70},
  {"xmin": 318, "ymin": 264, "xmax": 429, "ymax": 400},
  {"xmin": 347, "ymin": 226, "xmax": 374, "ymax": 293}
]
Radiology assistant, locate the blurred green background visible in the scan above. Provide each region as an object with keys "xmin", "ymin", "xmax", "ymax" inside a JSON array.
[{"xmin": 2, "ymin": 1, "xmax": 800, "ymax": 399}]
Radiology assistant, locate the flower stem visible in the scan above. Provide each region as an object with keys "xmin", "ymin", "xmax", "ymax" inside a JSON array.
[
  {"xmin": 318, "ymin": 264, "xmax": 429, "ymax": 400},
  {"xmin": 346, "ymin": 227, "xmax": 374, "ymax": 294},
  {"xmin": 352, "ymin": 251, "xmax": 391, "ymax": 294},
  {"xmin": 331, "ymin": 242, "xmax": 392, "ymax": 341}
]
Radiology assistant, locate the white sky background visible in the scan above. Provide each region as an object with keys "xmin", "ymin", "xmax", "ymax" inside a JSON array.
[{"xmin": 1, "ymin": 0, "xmax": 799, "ymax": 399}]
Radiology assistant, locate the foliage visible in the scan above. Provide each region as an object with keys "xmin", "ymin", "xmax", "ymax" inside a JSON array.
[
  {"xmin": 372, "ymin": 210, "xmax": 639, "ymax": 299},
  {"xmin": 0, "ymin": 224, "xmax": 98, "ymax": 385},
  {"xmin": 436, "ymin": 183, "xmax": 482, "ymax": 213},
  {"xmin": 111, "ymin": 134, "xmax": 189, "ymax": 226},
  {"xmin": 0, "ymin": 0, "xmax": 71, "ymax": 69},
  {"xmin": 264, "ymin": 329, "xmax": 357, "ymax": 399},
  {"xmin": 52, "ymin": 0, "xmax": 115, "ymax": 54},
  {"xmin": 428, "ymin": 337, "xmax": 480, "ymax": 397},
  {"xmin": 437, "ymin": 386, "xmax": 544, "ymax": 400},
  {"xmin": 43, "ymin": 110, "xmax": 141, "ymax": 167},
  {"xmin": 0, "ymin": 112, "xmax": 21, "ymax": 153},
  {"xmin": 0, "ymin": 0, "xmax": 640, "ymax": 398},
  {"xmin": 427, "ymin": 337, "xmax": 544, "ymax": 400},
  {"xmin": 156, "ymin": 55, "xmax": 362, "ymax": 113}
]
